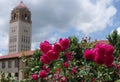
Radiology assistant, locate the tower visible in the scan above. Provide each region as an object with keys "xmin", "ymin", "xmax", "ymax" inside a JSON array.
[{"xmin": 9, "ymin": 1, "xmax": 32, "ymax": 53}]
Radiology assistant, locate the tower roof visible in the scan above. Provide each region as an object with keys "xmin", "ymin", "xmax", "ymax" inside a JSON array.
[{"xmin": 15, "ymin": 1, "xmax": 28, "ymax": 9}]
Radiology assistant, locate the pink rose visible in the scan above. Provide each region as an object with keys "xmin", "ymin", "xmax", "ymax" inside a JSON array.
[
  {"xmin": 107, "ymin": 63, "xmax": 115, "ymax": 68},
  {"xmin": 54, "ymin": 73, "xmax": 60, "ymax": 79},
  {"xmin": 84, "ymin": 49, "xmax": 95, "ymax": 61},
  {"xmin": 96, "ymin": 43, "xmax": 114, "ymax": 56},
  {"xmin": 59, "ymin": 38, "xmax": 70, "ymax": 50},
  {"xmin": 47, "ymin": 50, "xmax": 59, "ymax": 60},
  {"xmin": 96, "ymin": 43, "xmax": 106, "ymax": 55},
  {"xmin": 40, "ymin": 54, "xmax": 51, "ymax": 64},
  {"xmin": 94, "ymin": 43, "xmax": 114, "ymax": 65},
  {"xmin": 71, "ymin": 67, "xmax": 77, "ymax": 74},
  {"xmin": 104, "ymin": 55, "xmax": 114, "ymax": 66},
  {"xmin": 95, "ymin": 43, "xmax": 106, "ymax": 48},
  {"xmin": 105, "ymin": 45, "xmax": 114, "ymax": 56},
  {"xmin": 39, "ymin": 70, "xmax": 47, "ymax": 78},
  {"xmin": 64, "ymin": 52, "xmax": 73, "ymax": 61},
  {"xmin": 117, "ymin": 65, "xmax": 120, "ymax": 69},
  {"xmin": 40, "ymin": 41, "xmax": 52, "ymax": 53},
  {"xmin": 53, "ymin": 42, "xmax": 63, "ymax": 52},
  {"xmin": 60, "ymin": 76, "xmax": 67, "ymax": 82},
  {"xmin": 94, "ymin": 53, "xmax": 105, "ymax": 65},
  {"xmin": 63, "ymin": 62, "xmax": 69, "ymax": 68},
  {"xmin": 31, "ymin": 74, "xmax": 38, "ymax": 80}
]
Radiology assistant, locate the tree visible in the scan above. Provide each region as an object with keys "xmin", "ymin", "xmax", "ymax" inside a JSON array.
[{"xmin": 107, "ymin": 30, "xmax": 120, "ymax": 57}]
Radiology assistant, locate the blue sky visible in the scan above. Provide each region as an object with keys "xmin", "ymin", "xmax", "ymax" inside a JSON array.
[{"xmin": 0, "ymin": 0, "xmax": 120, "ymax": 55}]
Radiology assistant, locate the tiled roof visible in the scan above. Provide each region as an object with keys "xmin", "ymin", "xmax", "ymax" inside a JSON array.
[
  {"xmin": 93, "ymin": 40, "xmax": 109, "ymax": 45},
  {"xmin": 0, "ymin": 50, "xmax": 34, "ymax": 60}
]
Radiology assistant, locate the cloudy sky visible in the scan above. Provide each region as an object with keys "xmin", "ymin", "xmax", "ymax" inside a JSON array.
[{"xmin": 0, "ymin": 0, "xmax": 120, "ymax": 55}]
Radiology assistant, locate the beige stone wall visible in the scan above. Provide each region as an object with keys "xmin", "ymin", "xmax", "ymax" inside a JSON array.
[
  {"xmin": 18, "ymin": 57, "xmax": 30, "ymax": 81},
  {"xmin": 9, "ymin": 21, "xmax": 19, "ymax": 53},
  {"xmin": 18, "ymin": 20, "xmax": 32, "ymax": 52},
  {"xmin": 9, "ymin": 20, "xmax": 32, "ymax": 54},
  {"xmin": 0, "ymin": 58, "xmax": 19, "ymax": 79},
  {"xmin": 0, "ymin": 57, "xmax": 30, "ymax": 81}
]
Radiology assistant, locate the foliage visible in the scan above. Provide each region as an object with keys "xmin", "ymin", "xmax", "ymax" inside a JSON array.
[
  {"xmin": 107, "ymin": 30, "xmax": 120, "ymax": 57},
  {"xmin": 21, "ymin": 36, "xmax": 120, "ymax": 82},
  {"xmin": 0, "ymin": 72, "xmax": 17, "ymax": 82}
]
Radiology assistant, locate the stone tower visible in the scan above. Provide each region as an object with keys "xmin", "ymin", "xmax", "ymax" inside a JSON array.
[{"xmin": 9, "ymin": 1, "xmax": 32, "ymax": 54}]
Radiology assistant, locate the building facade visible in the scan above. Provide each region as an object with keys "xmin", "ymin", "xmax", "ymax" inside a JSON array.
[
  {"xmin": 0, "ymin": 1, "xmax": 33, "ymax": 81},
  {"xmin": 9, "ymin": 1, "xmax": 32, "ymax": 54},
  {"xmin": 0, "ymin": 51, "xmax": 34, "ymax": 81}
]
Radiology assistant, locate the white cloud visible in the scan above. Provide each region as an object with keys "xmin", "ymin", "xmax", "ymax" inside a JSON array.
[
  {"xmin": 0, "ymin": 32, "xmax": 8, "ymax": 51},
  {"xmin": 48, "ymin": 34, "xmax": 61, "ymax": 43},
  {"xmin": 0, "ymin": 53, "xmax": 3, "ymax": 56},
  {"xmin": 71, "ymin": 0, "xmax": 117, "ymax": 34}
]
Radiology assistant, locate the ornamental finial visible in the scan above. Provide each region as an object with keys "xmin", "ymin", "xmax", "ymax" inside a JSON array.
[{"xmin": 20, "ymin": 1, "xmax": 23, "ymax": 3}]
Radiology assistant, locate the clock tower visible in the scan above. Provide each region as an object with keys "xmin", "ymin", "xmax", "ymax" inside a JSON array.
[{"xmin": 9, "ymin": 1, "xmax": 32, "ymax": 53}]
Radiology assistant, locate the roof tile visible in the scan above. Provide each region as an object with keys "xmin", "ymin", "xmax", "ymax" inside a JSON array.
[{"xmin": 0, "ymin": 50, "xmax": 34, "ymax": 60}]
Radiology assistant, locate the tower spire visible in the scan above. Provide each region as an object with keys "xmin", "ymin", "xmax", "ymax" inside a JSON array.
[{"xmin": 15, "ymin": 1, "xmax": 28, "ymax": 9}]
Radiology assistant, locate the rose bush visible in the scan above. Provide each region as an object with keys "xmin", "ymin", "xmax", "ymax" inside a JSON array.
[
  {"xmin": 84, "ymin": 43, "xmax": 114, "ymax": 66},
  {"xmin": 21, "ymin": 36, "xmax": 120, "ymax": 82}
]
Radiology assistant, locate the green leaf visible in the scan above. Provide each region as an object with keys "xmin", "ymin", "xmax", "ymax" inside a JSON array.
[{"xmin": 115, "ymin": 80, "xmax": 120, "ymax": 82}]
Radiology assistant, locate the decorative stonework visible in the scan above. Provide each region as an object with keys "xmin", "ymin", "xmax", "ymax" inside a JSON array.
[{"xmin": 10, "ymin": 5, "xmax": 31, "ymax": 23}]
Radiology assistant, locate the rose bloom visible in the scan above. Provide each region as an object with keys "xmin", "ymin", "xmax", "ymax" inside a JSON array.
[
  {"xmin": 31, "ymin": 74, "xmax": 38, "ymax": 80},
  {"xmin": 105, "ymin": 45, "xmax": 114, "ymax": 56},
  {"xmin": 94, "ymin": 53, "xmax": 105, "ymax": 65},
  {"xmin": 95, "ymin": 43, "xmax": 106, "ymax": 48},
  {"xmin": 94, "ymin": 43, "xmax": 114, "ymax": 65},
  {"xmin": 96, "ymin": 43, "xmax": 106, "ymax": 55},
  {"xmin": 53, "ymin": 42, "xmax": 63, "ymax": 52},
  {"xmin": 47, "ymin": 50, "xmax": 59, "ymax": 60},
  {"xmin": 40, "ymin": 40, "xmax": 52, "ymax": 53},
  {"xmin": 60, "ymin": 76, "xmax": 67, "ymax": 82},
  {"xmin": 84, "ymin": 49, "xmax": 95, "ymax": 61},
  {"xmin": 64, "ymin": 52, "xmax": 73, "ymax": 61},
  {"xmin": 104, "ymin": 55, "xmax": 114, "ymax": 66},
  {"xmin": 71, "ymin": 67, "xmax": 77, "ymax": 74},
  {"xmin": 107, "ymin": 63, "xmax": 115, "ymax": 68},
  {"xmin": 63, "ymin": 62, "xmax": 69, "ymax": 68},
  {"xmin": 95, "ymin": 43, "xmax": 114, "ymax": 56},
  {"xmin": 117, "ymin": 65, "xmax": 120, "ymax": 69},
  {"xmin": 40, "ymin": 54, "xmax": 51, "ymax": 64},
  {"xmin": 59, "ymin": 38, "xmax": 70, "ymax": 50},
  {"xmin": 54, "ymin": 73, "xmax": 60, "ymax": 80},
  {"xmin": 39, "ymin": 70, "xmax": 47, "ymax": 78}
]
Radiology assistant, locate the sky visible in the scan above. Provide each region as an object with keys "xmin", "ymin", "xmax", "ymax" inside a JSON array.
[{"xmin": 0, "ymin": 0, "xmax": 120, "ymax": 55}]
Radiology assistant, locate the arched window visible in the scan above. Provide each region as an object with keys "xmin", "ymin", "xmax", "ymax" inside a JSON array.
[
  {"xmin": 14, "ymin": 14, "xmax": 16, "ymax": 20},
  {"xmin": 25, "ymin": 14, "xmax": 28, "ymax": 20}
]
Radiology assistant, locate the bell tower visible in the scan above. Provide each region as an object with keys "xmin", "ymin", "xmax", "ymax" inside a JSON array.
[{"xmin": 9, "ymin": 1, "xmax": 32, "ymax": 53}]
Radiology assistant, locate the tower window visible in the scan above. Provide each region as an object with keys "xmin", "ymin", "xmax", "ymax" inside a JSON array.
[
  {"xmin": 25, "ymin": 14, "xmax": 28, "ymax": 20},
  {"xmin": 14, "ymin": 14, "xmax": 16, "ymax": 20}
]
